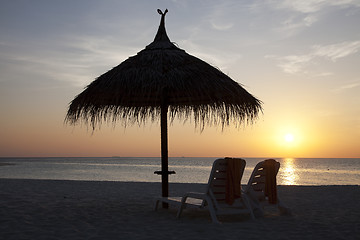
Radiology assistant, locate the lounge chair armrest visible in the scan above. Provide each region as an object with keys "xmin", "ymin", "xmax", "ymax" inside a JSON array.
[
  {"xmin": 181, "ymin": 192, "xmax": 210, "ymax": 207},
  {"xmin": 177, "ymin": 192, "xmax": 219, "ymax": 223},
  {"xmin": 182, "ymin": 192, "xmax": 214, "ymax": 210},
  {"xmin": 183, "ymin": 192, "xmax": 207, "ymax": 199}
]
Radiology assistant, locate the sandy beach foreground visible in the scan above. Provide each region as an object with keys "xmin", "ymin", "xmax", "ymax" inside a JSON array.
[{"xmin": 0, "ymin": 179, "xmax": 359, "ymax": 240}]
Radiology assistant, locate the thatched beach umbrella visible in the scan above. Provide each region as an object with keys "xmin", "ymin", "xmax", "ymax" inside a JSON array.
[{"xmin": 66, "ymin": 9, "xmax": 262, "ymax": 201}]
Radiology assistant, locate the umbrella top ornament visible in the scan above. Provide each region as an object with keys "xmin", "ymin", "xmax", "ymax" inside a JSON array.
[{"xmin": 65, "ymin": 9, "xmax": 262, "ymax": 204}]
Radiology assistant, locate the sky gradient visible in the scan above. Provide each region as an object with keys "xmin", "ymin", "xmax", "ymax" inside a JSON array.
[{"xmin": 1, "ymin": 0, "xmax": 359, "ymax": 158}]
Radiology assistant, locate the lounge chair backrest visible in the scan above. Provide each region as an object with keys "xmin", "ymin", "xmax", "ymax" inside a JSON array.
[
  {"xmin": 246, "ymin": 159, "xmax": 280, "ymax": 202},
  {"xmin": 206, "ymin": 158, "xmax": 246, "ymax": 209}
]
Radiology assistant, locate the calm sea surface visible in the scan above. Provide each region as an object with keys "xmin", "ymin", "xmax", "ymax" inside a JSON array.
[{"xmin": 0, "ymin": 157, "xmax": 359, "ymax": 185}]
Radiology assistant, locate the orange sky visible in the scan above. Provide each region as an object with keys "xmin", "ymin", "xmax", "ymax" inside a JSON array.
[{"xmin": 0, "ymin": 1, "xmax": 359, "ymax": 158}]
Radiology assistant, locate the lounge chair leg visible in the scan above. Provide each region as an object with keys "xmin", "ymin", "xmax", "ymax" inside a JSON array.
[
  {"xmin": 154, "ymin": 199, "xmax": 160, "ymax": 211},
  {"xmin": 176, "ymin": 196, "xmax": 188, "ymax": 218},
  {"xmin": 253, "ymin": 207, "xmax": 264, "ymax": 218},
  {"xmin": 202, "ymin": 198, "xmax": 220, "ymax": 224},
  {"xmin": 242, "ymin": 194, "xmax": 255, "ymax": 220},
  {"xmin": 208, "ymin": 209, "xmax": 220, "ymax": 224},
  {"xmin": 278, "ymin": 199, "xmax": 291, "ymax": 215}
]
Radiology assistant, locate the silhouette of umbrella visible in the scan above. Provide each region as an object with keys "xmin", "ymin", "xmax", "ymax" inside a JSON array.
[{"xmin": 66, "ymin": 9, "xmax": 262, "ymax": 202}]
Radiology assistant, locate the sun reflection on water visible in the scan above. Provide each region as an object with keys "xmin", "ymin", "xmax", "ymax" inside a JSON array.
[{"xmin": 281, "ymin": 158, "xmax": 298, "ymax": 185}]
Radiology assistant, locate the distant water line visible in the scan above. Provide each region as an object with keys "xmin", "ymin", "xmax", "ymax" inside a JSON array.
[{"xmin": 0, "ymin": 157, "xmax": 359, "ymax": 185}]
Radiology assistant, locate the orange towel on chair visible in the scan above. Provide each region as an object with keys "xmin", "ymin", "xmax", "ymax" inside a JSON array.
[
  {"xmin": 264, "ymin": 159, "xmax": 278, "ymax": 204},
  {"xmin": 225, "ymin": 158, "xmax": 243, "ymax": 205}
]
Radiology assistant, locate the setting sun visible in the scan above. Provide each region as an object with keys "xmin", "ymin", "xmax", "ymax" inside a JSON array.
[{"xmin": 284, "ymin": 133, "xmax": 294, "ymax": 143}]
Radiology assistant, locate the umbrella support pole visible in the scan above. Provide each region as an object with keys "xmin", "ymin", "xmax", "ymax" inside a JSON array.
[
  {"xmin": 155, "ymin": 89, "xmax": 175, "ymax": 208},
  {"xmin": 161, "ymin": 95, "xmax": 169, "ymax": 209}
]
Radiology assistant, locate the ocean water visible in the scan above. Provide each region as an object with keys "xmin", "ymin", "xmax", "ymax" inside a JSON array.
[{"xmin": 0, "ymin": 157, "xmax": 359, "ymax": 185}]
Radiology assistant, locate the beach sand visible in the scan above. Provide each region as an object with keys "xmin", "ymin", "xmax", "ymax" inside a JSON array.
[{"xmin": 0, "ymin": 179, "xmax": 359, "ymax": 240}]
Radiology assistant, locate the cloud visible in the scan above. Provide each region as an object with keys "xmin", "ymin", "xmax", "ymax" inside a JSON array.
[
  {"xmin": 276, "ymin": 15, "xmax": 318, "ymax": 36},
  {"xmin": 277, "ymin": 0, "xmax": 326, "ymax": 13},
  {"xmin": 0, "ymin": 33, "xmax": 141, "ymax": 89},
  {"xmin": 314, "ymin": 72, "xmax": 334, "ymax": 77},
  {"xmin": 202, "ymin": 1, "xmax": 238, "ymax": 31},
  {"xmin": 210, "ymin": 21, "xmax": 234, "ymax": 31},
  {"xmin": 276, "ymin": 55, "xmax": 313, "ymax": 74},
  {"xmin": 331, "ymin": 81, "xmax": 360, "ymax": 93},
  {"xmin": 273, "ymin": 0, "xmax": 360, "ymax": 13},
  {"xmin": 339, "ymin": 82, "xmax": 360, "ymax": 90},
  {"xmin": 268, "ymin": 0, "xmax": 360, "ymax": 37},
  {"xmin": 303, "ymin": 15, "xmax": 318, "ymax": 26},
  {"xmin": 268, "ymin": 40, "xmax": 360, "ymax": 74},
  {"xmin": 312, "ymin": 41, "xmax": 360, "ymax": 61}
]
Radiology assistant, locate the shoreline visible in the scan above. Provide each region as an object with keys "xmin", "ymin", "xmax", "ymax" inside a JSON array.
[
  {"xmin": 0, "ymin": 177, "xmax": 359, "ymax": 186},
  {"xmin": 1, "ymin": 179, "xmax": 359, "ymax": 239}
]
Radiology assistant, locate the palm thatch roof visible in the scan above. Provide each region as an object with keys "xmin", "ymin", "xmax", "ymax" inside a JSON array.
[{"xmin": 65, "ymin": 9, "xmax": 262, "ymax": 129}]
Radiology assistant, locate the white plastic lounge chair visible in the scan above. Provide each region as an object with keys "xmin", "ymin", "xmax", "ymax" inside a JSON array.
[
  {"xmin": 243, "ymin": 159, "xmax": 291, "ymax": 217},
  {"xmin": 155, "ymin": 158, "xmax": 255, "ymax": 223}
]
